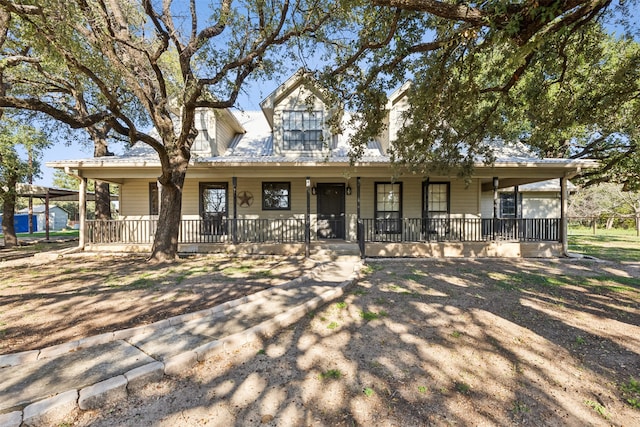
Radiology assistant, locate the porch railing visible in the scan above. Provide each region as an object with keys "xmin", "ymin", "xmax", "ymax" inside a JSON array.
[
  {"xmin": 87, "ymin": 218, "xmax": 305, "ymax": 244},
  {"xmin": 87, "ymin": 217, "xmax": 560, "ymax": 245},
  {"xmin": 362, "ymin": 218, "xmax": 560, "ymax": 243}
]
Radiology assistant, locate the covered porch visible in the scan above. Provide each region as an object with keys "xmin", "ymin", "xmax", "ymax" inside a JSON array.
[{"xmin": 79, "ymin": 174, "xmax": 572, "ymax": 258}]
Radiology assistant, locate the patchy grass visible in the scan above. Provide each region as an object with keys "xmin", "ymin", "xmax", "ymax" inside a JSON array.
[
  {"xmin": 319, "ymin": 369, "xmax": 343, "ymax": 380},
  {"xmin": 621, "ymin": 377, "xmax": 640, "ymax": 409},
  {"xmin": 359, "ymin": 310, "xmax": 387, "ymax": 321},
  {"xmin": 568, "ymin": 233, "xmax": 640, "ymax": 262},
  {"xmin": 585, "ymin": 400, "xmax": 609, "ymax": 419}
]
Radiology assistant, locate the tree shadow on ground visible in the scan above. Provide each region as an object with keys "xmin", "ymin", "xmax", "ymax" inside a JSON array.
[{"xmin": 72, "ymin": 258, "xmax": 640, "ymax": 426}]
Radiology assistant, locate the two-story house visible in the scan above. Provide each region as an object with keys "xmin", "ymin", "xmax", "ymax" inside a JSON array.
[{"xmin": 48, "ymin": 71, "xmax": 597, "ymax": 257}]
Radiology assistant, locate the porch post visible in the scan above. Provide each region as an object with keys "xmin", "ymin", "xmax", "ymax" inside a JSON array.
[
  {"xmin": 232, "ymin": 177, "xmax": 238, "ymax": 244},
  {"xmin": 514, "ymin": 185, "xmax": 519, "ymax": 240},
  {"xmin": 45, "ymin": 188, "xmax": 50, "ymax": 241},
  {"xmin": 560, "ymin": 176, "xmax": 568, "ymax": 253},
  {"xmin": 79, "ymin": 177, "xmax": 87, "ymax": 250},
  {"xmin": 305, "ymin": 177, "xmax": 311, "ymax": 258},
  {"xmin": 157, "ymin": 181, "xmax": 162, "ymax": 214},
  {"xmin": 357, "ymin": 177, "xmax": 364, "ymax": 259},
  {"xmin": 492, "ymin": 177, "xmax": 499, "ymax": 241}
]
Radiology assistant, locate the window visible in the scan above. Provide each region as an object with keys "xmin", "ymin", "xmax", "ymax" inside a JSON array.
[
  {"xmin": 426, "ymin": 183, "xmax": 450, "ymax": 215},
  {"xmin": 199, "ymin": 183, "xmax": 228, "ymax": 235},
  {"xmin": 192, "ymin": 109, "xmax": 212, "ymax": 153},
  {"xmin": 375, "ymin": 182, "xmax": 402, "ymax": 233},
  {"xmin": 149, "ymin": 182, "xmax": 159, "ymax": 215},
  {"xmin": 422, "ymin": 182, "xmax": 450, "ymax": 239},
  {"xmin": 282, "ymin": 110, "xmax": 323, "ymax": 151},
  {"xmin": 262, "ymin": 182, "xmax": 291, "ymax": 210},
  {"xmin": 500, "ymin": 193, "xmax": 522, "ymax": 218}
]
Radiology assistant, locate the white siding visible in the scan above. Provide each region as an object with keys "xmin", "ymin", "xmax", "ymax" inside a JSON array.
[
  {"xmin": 522, "ymin": 193, "xmax": 561, "ymax": 218},
  {"xmin": 215, "ymin": 111, "xmax": 237, "ymax": 155}
]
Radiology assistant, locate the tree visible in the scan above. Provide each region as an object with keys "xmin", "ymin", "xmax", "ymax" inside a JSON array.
[
  {"xmin": 0, "ymin": 0, "xmax": 338, "ymax": 261},
  {"xmin": 315, "ymin": 0, "xmax": 639, "ymax": 185},
  {"xmin": 569, "ymin": 183, "xmax": 640, "ymax": 234},
  {"xmin": 0, "ymin": 120, "xmax": 48, "ymax": 247}
]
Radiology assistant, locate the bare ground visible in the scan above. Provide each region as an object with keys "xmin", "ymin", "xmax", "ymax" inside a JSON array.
[
  {"xmin": 2, "ymin": 255, "xmax": 639, "ymax": 426},
  {"xmin": 0, "ymin": 254, "xmax": 314, "ymax": 354}
]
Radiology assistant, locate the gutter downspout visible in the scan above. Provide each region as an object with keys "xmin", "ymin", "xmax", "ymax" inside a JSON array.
[{"xmin": 65, "ymin": 167, "xmax": 87, "ymax": 251}]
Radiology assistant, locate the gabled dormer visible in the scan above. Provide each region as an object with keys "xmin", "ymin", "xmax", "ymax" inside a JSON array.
[
  {"xmin": 260, "ymin": 70, "xmax": 338, "ymax": 156},
  {"xmin": 190, "ymin": 107, "xmax": 245, "ymax": 157},
  {"xmin": 381, "ymin": 80, "xmax": 412, "ymax": 154}
]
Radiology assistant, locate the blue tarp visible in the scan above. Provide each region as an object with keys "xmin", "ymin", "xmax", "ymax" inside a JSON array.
[{"xmin": 0, "ymin": 214, "xmax": 38, "ymax": 233}]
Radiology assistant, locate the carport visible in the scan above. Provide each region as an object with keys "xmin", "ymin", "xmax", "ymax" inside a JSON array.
[{"xmin": 14, "ymin": 183, "xmax": 114, "ymax": 241}]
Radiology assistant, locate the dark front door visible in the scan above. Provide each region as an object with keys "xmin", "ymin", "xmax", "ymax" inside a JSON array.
[{"xmin": 316, "ymin": 183, "xmax": 345, "ymax": 239}]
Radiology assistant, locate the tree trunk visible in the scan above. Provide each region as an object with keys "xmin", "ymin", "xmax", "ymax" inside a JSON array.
[
  {"xmin": 1, "ymin": 177, "xmax": 19, "ymax": 248},
  {"xmin": 94, "ymin": 181, "xmax": 112, "ymax": 220},
  {"xmin": 606, "ymin": 216, "xmax": 615, "ymax": 229},
  {"xmin": 92, "ymin": 131, "xmax": 113, "ymax": 220},
  {"xmin": 149, "ymin": 156, "xmax": 188, "ymax": 263}
]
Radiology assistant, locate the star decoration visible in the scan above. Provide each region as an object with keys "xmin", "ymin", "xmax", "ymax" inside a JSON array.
[{"xmin": 238, "ymin": 191, "xmax": 254, "ymax": 207}]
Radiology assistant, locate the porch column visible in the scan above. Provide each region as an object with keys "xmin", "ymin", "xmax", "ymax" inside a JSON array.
[
  {"xmin": 305, "ymin": 177, "xmax": 311, "ymax": 258},
  {"xmin": 357, "ymin": 177, "xmax": 364, "ymax": 259},
  {"xmin": 514, "ymin": 185, "xmax": 519, "ymax": 239},
  {"xmin": 79, "ymin": 177, "xmax": 87, "ymax": 250},
  {"xmin": 45, "ymin": 188, "xmax": 50, "ymax": 241},
  {"xmin": 560, "ymin": 176, "xmax": 568, "ymax": 254},
  {"xmin": 156, "ymin": 181, "xmax": 162, "ymax": 214},
  {"xmin": 492, "ymin": 177, "xmax": 499, "ymax": 241},
  {"xmin": 232, "ymin": 177, "xmax": 238, "ymax": 244}
]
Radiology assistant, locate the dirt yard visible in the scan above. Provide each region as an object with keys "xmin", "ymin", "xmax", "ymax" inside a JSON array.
[
  {"xmin": 0, "ymin": 254, "xmax": 314, "ymax": 354},
  {"xmin": 2, "ymin": 255, "xmax": 639, "ymax": 426}
]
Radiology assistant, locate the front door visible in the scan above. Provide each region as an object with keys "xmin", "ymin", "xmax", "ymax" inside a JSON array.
[{"xmin": 316, "ymin": 183, "xmax": 345, "ymax": 239}]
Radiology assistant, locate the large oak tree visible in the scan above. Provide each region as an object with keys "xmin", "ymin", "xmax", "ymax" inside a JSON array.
[
  {"xmin": 317, "ymin": 0, "xmax": 639, "ymax": 187},
  {"xmin": 0, "ymin": 0, "xmax": 336, "ymax": 261}
]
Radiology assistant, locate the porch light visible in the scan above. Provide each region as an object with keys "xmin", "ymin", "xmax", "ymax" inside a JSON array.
[
  {"xmin": 346, "ymin": 185, "xmax": 352, "ymax": 195},
  {"xmin": 492, "ymin": 176, "xmax": 499, "ymax": 189},
  {"xmin": 311, "ymin": 185, "xmax": 317, "ymax": 195}
]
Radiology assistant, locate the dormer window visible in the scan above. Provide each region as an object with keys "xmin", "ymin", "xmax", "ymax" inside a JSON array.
[
  {"xmin": 283, "ymin": 110, "xmax": 323, "ymax": 151},
  {"xmin": 193, "ymin": 109, "xmax": 212, "ymax": 153}
]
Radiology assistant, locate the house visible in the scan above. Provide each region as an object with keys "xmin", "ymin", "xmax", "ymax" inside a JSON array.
[{"xmin": 47, "ymin": 72, "xmax": 597, "ymax": 257}]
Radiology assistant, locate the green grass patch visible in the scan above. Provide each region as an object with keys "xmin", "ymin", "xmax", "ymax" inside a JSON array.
[
  {"xmin": 417, "ymin": 385, "xmax": 428, "ymax": 394},
  {"xmin": 363, "ymin": 387, "xmax": 374, "ymax": 397},
  {"xmin": 359, "ymin": 310, "xmax": 387, "ymax": 321},
  {"xmin": 621, "ymin": 377, "xmax": 640, "ymax": 409},
  {"xmin": 362, "ymin": 263, "xmax": 383, "ymax": 275},
  {"xmin": 335, "ymin": 301, "xmax": 347, "ymax": 309},
  {"xmin": 327, "ymin": 321, "xmax": 338, "ymax": 330},
  {"xmin": 4, "ymin": 230, "xmax": 80, "ymax": 239},
  {"xmin": 585, "ymin": 400, "xmax": 609, "ymax": 419},
  {"xmin": 454, "ymin": 381, "xmax": 471, "ymax": 395},
  {"xmin": 568, "ymin": 234, "xmax": 640, "ymax": 262},
  {"xmin": 319, "ymin": 369, "xmax": 342, "ymax": 380}
]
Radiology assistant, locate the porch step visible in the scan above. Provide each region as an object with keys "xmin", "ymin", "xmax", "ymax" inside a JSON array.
[{"xmin": 311, "ymin": 242, "xmax": 361, "ymax": 259}]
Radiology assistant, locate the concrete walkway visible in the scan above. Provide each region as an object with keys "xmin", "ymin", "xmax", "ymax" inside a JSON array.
[{"xmin": 0, "ymin": 256, "xmax": 361, "ymax": 427}]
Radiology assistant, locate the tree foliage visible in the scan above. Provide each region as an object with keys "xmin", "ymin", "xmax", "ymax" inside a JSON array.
[
  {"xmin": 316, "ymin": 0, "xmax": 640, "ymax": 187},
  {"xmin": 0, "ymin": 119, "xmax": 48, "ymax": 247}
]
